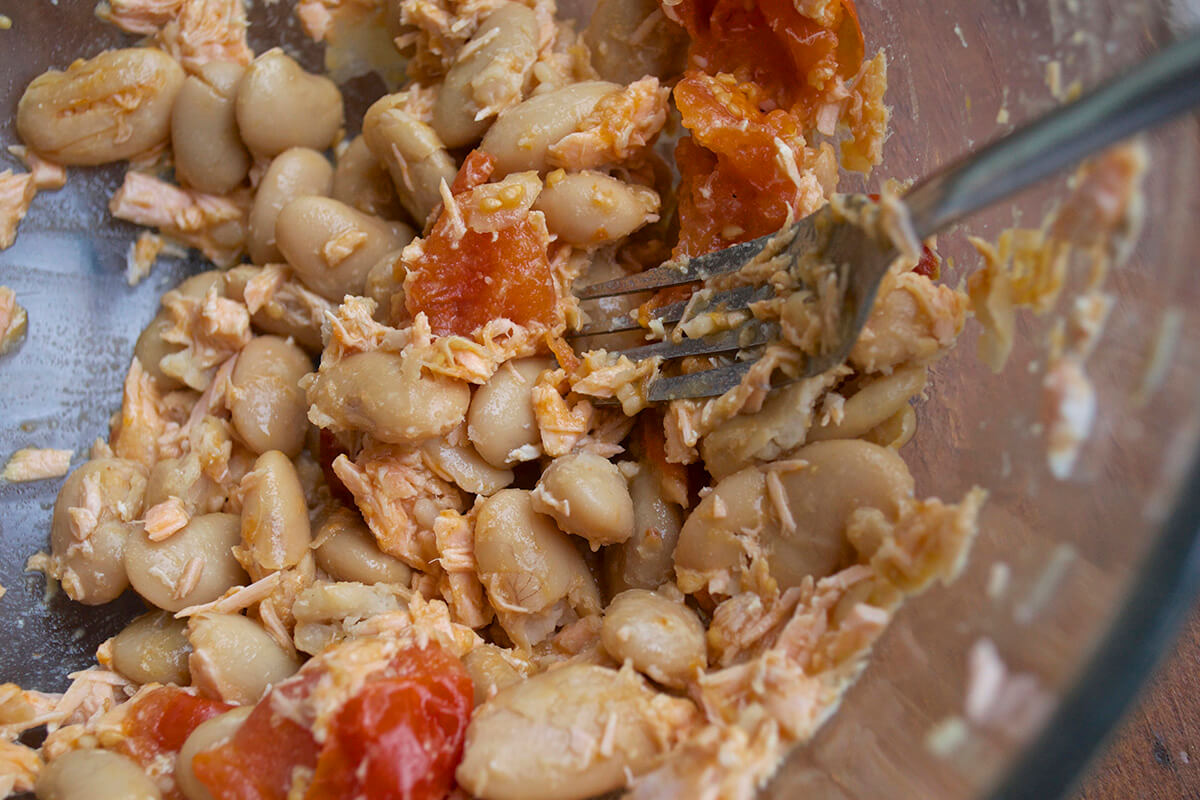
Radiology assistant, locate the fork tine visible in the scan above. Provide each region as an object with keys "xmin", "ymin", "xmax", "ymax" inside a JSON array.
[
  {"xmin": 646, "ymin": 360, "xmax": 757, "ymax": 402},
  {"xmin": 617, "ymin": 320, "xmax": 779, "ymax": 362},
  {"xmin": 573, "ymin": 284, "xmax": 774, "ymax": 338},
  {"xmin": 573, "ymin": 236, "xmax": 773, "ymax": 300}
]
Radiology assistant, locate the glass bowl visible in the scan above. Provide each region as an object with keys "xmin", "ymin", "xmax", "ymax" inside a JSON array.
[{"xmin": 1, "ymin": 1, "xmax": 1198, "ymax": 799}]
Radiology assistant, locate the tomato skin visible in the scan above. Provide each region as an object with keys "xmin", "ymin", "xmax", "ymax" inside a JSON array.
[
  {"xmin": 192, "ymin": 673, "xmax": 322, "ymax": 800},
  {"xmin": 668, "ymin": 0, "xmax": 865, "ymax": 257},
  {"xmin": 305, "ymin": 646, "xmax": 473, "ymax": 800},
  {"xmin": 193, "ymin": 644, "xmax": 472, "ymax": 800},
  {"xmin": 405, "ymin": 216, "xmax": 557, "ymax": 338},
  {"xmin": 450, "ymin": 150, "xmax": 497, "ymax": 195},
  {"xmin": 119, "ymin": 687, "xmax": 233, "ymax": 768}
]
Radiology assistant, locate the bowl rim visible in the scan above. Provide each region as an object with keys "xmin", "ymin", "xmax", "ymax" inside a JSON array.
[{"xmin": 986, "ymin": 455, "xmax": 1200, "ymax": 799}]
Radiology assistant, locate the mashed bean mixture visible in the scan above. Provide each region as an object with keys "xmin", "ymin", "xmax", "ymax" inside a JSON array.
[{"xmin": 0, "ymin": 1, "xmax": 985, "ymax": 798}]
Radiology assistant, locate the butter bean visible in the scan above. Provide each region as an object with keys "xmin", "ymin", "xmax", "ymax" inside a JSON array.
[
  {"xmin": 125, "ymin": 512, "xmax": 247, "ymax": 613},
  {"xmin": 229, "ymin": 336, "xmax": 312, "ymax": 457},
  {"xmin": 275, "ymin": 196, "xmax": 413, "ymax": 301},
  {"xmin": 176, "ymin": 707, "xmax": 252, "ymax": 800},
  {"xmin": 36, "ymin": 749, "xmax": 160, "ymax": 800},
  {"xmin": 310, "ymin": 350, "xmax": 470, "ymax": 444},
  {"xmin": 247, "ymin": 147, "xmax": 334, "ymax": 266},
  {"xmin": 172, "ymin": 61, "xmax": 251, "ymax": 194},
  {"xmin": 456, "ymin": 664, "xmax": 696, "ymax": 800},
  {"xmin": 530, "ymin": 452, "xmax": 633, "ymax": 549},
  {"xmin": 18, "ymin": 48, "xmax": 184, "ymax": 165},
  {"xmin": 239, "ymin": 451, "xmax": 311, "ymax": 573},
  {"xmin": 601, "ymin": 590, "xmax": 705, "ymax": 688},
  {"xmin": 109, "ymin": 610, "xmax": 192, "ymax": 686},
  {"xmin": 534, "ymin": 171, "xmax": 659, "ymax": 245},
  {"xmin": 187, "ymin": 613, "xmax": 300, "ymax": 704},
  {"xmin": 432, "ymin": 3, "xmax": 539, "ymax": 148},
  {"xmin": 314, "ymin": 507, "xmax": 412, "ymax": 585},
  {"xmin": 332, "ymin": 135, "xmax": 402, "ymax": 220},
  {"xmin": 50, "ymin": 458, "xmax": 148, "ymax": 605},
  {"xmin": 235, "ymin": 50, "xmax": 343, "ymax": 159},
  {"xmin": 363, "ymin": 96, "xmax": 457, "ymax": 225},
  {"xmin": 480, "ymin": 81, "xmax": 619, "ymax": 176},
  {"xmin": 467, "ymin": 357, "xmax": 552, "ymax": 468}
]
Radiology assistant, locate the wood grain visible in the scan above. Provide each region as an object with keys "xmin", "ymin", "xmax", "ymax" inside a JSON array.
[{"xmin": 1075, "ymin": 604, "xmax": 1200, "ymax": 800}]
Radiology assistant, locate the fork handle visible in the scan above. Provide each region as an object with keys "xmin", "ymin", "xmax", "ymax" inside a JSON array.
[{"xmin": 904, "ymin": 33, "xmax": 1200, "ymax": 240}]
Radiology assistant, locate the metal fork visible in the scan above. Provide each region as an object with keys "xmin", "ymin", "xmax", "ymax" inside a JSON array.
[{"xmin": 573, "ymin": 33, "xmax": 1200, "ymax": 402}]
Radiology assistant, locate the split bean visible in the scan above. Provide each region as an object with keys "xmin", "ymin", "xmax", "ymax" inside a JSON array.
[
  {"xmin": 18, "ymin": 48, "xmax": 184, "ymax": 166},
  {"xmin": 171, "ymin": 61, "xmax": 251, "ymax": 194}
]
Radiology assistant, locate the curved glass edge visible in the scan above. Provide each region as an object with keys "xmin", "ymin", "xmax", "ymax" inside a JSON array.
[{"xmin": 988, "ymin": 456, "xmax": 1200, "ymax": 800}]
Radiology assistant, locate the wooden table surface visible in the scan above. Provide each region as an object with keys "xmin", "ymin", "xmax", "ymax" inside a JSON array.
[{"xmin": 1074, "ymin": 605, "xmax": 1200, "ymax": 799}]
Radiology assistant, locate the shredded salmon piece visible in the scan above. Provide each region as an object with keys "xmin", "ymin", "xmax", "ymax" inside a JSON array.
[
  {"xmin": 395, "ymin": 0, "xmax": 511, "ymax": 79},
  {"xmin": 849, "ymin": 271, "xmax": 969, "ymax": 374},
  {"xmin": 159, "ymin": 285, "xmax": 252, "ymax": 392},
  {"xmin": 174, "ymin": 572, "xmax": 282, "ymax": 618},
  {"xmin": 432, "ymin": 508, "xmax": 492, "ymax": 629},
  {"xmin": 0, "ymin": 287, "xmax": 27, "ymax": 355},
  {"xmin": 0, "ymin": 739, "xmax": 42, "ymax": 796},
  {"xmin": 548, "ymin": 78, "xmax": 669, "ymax": 171},
  {"xmin": 143, "ymin": 496, "xmax": 190, "ymax": 541},
  {"xmin": 531, "ymin": 368, "xmax": 595, "ymax": 457},
  {"xmin": 0, "ymin": 170, "xmax": 36, "ymax": 251},
  {"xmin": 7, "ymin": 146, "xmax": 67, "ymax": 191},
  {"xmin": 2, "ymin": 448, "xmax": 72, "ymax": 483},
  {"xmin": 110, "ymin": 359, "xmax": 166, "ymax": 469},
  {"xmin": 109, "ymin": 171, "xmax": 249, "ymax": 267},
  {"xmin": 98, "ymin": 0, "xmax": 184, "ymax": 35},
  {"xmin": 125, "ymin": 231, "xmax": 174, "ymax": 287},
  {"xmin": 332, "ymin": 440, "xmax": 463, "ymax": 570},
  {"xmin": 839, "ymin": 52, "xmax": 889, "ymax": 173}
]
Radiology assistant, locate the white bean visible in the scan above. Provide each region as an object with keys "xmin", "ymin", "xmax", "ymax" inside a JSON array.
[
  {"xmin": 479, "ymin": 81, "xmax": 618, "ymax": 176},
  {"xmin": 247, "ymin": 148, "xmax": 334, "ymax": 266},
  {"xmin": 235, "ymin": 50, "xmax": 343, "ymax": 159},
  {"xmin": 124, "ymin": 512, "xmax": 247, "ymax": 613},
  {"xmin": 467, "ymin": 357, "xmax": 551, "ymax": 468},
  {"xmin": 109, "ymin": 611, "xmax": 192, "ymax": 686},
  {"xmin": 310, "ymin": 350, "xmax": 470, "ymax": 444},
  {"xmin": 675, "ymin": 441, "xmax": 915, "ymax": 594},
  {"xmin": 421, "ymin": 437, "xmax": 514, "ymax": 496},
  {"xmin": 456, "ymin": 664, "xmax": 696, "ymax": 800},
  {"xmin": 600, "ymin": 589, "xmax": 705, "ymax": 688},
  {"xmin": 432, "ymin": 3, "xmax": 539, "ymax": 147},
  {"xmin": 533, "ymin": 171, "xmax": 659, "ymax": 245},
  {"xmin": 275, "ymin": 196, "xmax": 413, "ymax": 301},
  {"xmin": 602, "ymin": 465, "xmax": 683, "ymax": 595},
  {"xmin": 18, "ymin": 48, "xmax": 184, "ymax": 166},
  {"xmin": 50, "ymin": 458, "xmax": 148, "ymax": 605},
  {"xmin": 187, "ymin": 613, "xmax": 300, "ymax": 704},
  {"xmin": 362, "ymin": 96, "xmax": 457, "ymax": 226},
  {"xmin": 474, "ymin": 489, "xmax": 601, "ymax": 648},
  {"xmin": 36, "ymin": 749, "xmax": 161, "ymax": 800},
  {"xmin": 530, "ymin": 452, "xmax": 634, "ymax": 549},
  {"xmin": 176, "ymin": 707, "xmax": 253, "ymax": 800},
  {"xmin": 171, "ymin": 61, "xmax": 250, "ymax": 194}
]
